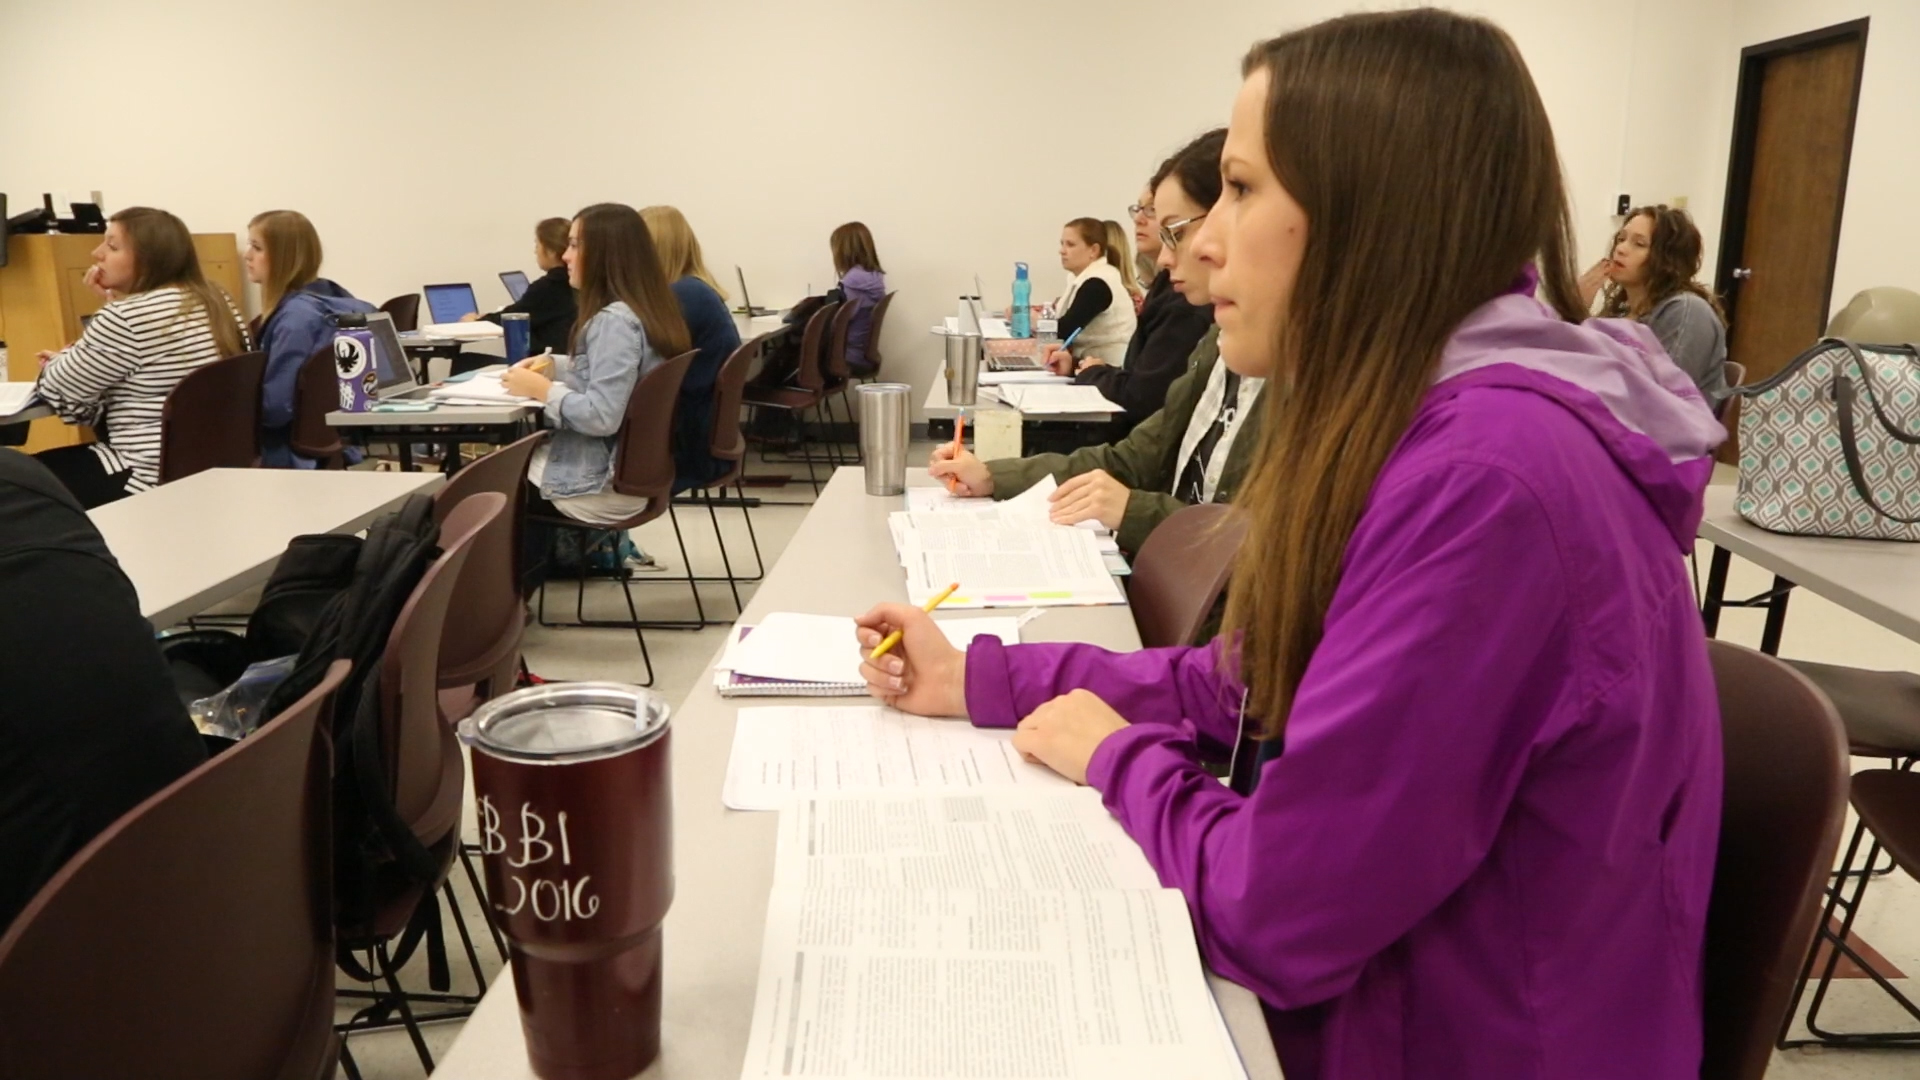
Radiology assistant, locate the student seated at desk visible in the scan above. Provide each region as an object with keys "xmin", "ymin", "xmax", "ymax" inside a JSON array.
[
  {"xmin": 641, "ymin": 205, "xmax": 741, "ymax": 491},
  {"xmin": 502, "ymin": 203, "xmax": 691, "ymax": 545},
  {"xmin": 1582, "ymin": 204, "xmax": 1730, "ymax": 409},
  {"xmin": 933, "ymin": 173, "xmax": 1256, "ymax": 555},
  {"xmin": 830, "ymin": 222, "xmax": 887, "ymax": 375},
  {"xmin": 1051, "ymin": 217, "xmax": 1137, "ymax": 366},
  {"xmin": 1103, "ymin": 218, "xmax": 1143, "ymax": 310},
  {"xmin": 1048, "ymin": 129, "xmax": 1223, "ymax": 438},
  {"xmin": 457, "ymin": 217, "xmax": 578, "ymax": 375},
  {"xmin": 33, "ymin": 207, "xmax": 249, "ymax": 508},
  {"xmin": 245, "ymin": 210, "xmax": 375, "ymax": 467},
  {"xmin": 0, "ymin": 450, "xmax": 207, "ymax": 931},
  {"xmin": 873, "ymin": 11, "xmax": 1725, "ymax": 1077}
]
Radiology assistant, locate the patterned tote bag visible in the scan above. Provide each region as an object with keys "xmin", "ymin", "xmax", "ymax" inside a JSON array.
[{"xmin": 1736, "ymin": 338, "xmax": 1920, "ymax": 540}]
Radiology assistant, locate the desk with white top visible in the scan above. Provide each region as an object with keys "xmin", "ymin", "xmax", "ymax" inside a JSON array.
[
  {"xmin": 1698, "ymin": 484, "xmax": 1920, "ymax": 652},
  {"xmin": 1, "ymin": 402, "xmax": 51, "ymax": 428},
  {"xmin": 87, "ymin": 468, "xmax": 442, "ymax": 628},
  {"xmin": 431, "ymin": 466, "xmax": 1283, "ymax": 1080}
]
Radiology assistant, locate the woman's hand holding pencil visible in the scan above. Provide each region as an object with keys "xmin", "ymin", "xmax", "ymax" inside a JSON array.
[{"xmin": 855, "ymin": 589, "xmax": 968, "ymax": 717}]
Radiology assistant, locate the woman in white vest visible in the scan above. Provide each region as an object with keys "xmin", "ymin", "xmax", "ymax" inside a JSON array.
[{"xmin": 1051, "ymin": 217, "xmax": 1138, "ymax": 365}]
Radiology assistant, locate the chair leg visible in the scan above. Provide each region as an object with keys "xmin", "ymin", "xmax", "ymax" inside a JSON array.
[
  {"xmin": 737, "ymin": 480, "xmax": 767, "ymax": 579},
  {"xmin": 840, "ymin": 386, "xmax": 862, "ymax": 464},
  {"xmin": 338, "ymin": 1035, "xmax": 364, "ymax": 1080},
  {"xmin": 706, "ymin": 491, "xmax": 745, "ymax": 616},
  {"xmin": 797, "ymin": 409, "xmax": 822, "ymax": 494},
  {"xmin": 1784, "ymin": 806, "xmax": 1920, "ymax": 1047},
  {"xmin": 379, "ymin": 940, "xmax": 437, "ymax": 1072},
  {"xmin": 668, "ymin": 504, "xmax": 711, "ymax": 627},
  {"xmin": 614, "ymin": 573, "xmax": 657, "ymax": 686}
]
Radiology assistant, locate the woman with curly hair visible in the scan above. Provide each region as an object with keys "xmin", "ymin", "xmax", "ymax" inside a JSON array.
[{"xmin": 1583, "ymin": 204, "xmax": 1729, "ymax": 407}]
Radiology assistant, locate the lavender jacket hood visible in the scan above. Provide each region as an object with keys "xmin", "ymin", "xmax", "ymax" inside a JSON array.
[{"xmin": 964, "ymin": 281, "xmax": 1726, "ymax": 1079}]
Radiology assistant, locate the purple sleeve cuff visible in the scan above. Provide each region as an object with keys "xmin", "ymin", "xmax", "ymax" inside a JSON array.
[
  {"xmin": 1086, "ymin": 719, "xmax": 1197, "ymax": 796},
  {"xmin": 964, "ymin": 636, "xmax": 1019, "ymax": 728}
]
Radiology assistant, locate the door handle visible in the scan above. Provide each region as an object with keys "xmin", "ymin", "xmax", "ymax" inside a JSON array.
[{"xmin": 1732, "ymin": 268, "xmax": 1753, "ymax": 280}]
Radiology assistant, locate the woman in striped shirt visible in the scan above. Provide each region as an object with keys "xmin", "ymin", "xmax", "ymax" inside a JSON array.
[{"xmin": 33, "ymin": 207, "xmax": 248, "ymax": 507}]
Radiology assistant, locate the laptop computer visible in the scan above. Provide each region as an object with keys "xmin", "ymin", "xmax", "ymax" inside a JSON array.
[
  {"xmin": 365, "ymin": 312, "xmax": 431, "ymax": 400},
  {"xmin": 423, "ymin": 282, "xmax": 479, "ymax": 325},
  {"xmin": 734, "ymin": 267, "xmax": 776, "ymax": 317},
  {"xmin": 499, "ymin": 270, "xmax": 531, "ymax": 302}
]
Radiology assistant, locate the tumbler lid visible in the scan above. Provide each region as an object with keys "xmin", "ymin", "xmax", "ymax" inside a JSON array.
[{"xmin": 459, "ymin": 682, "xmax": 668, "ymax": 763}]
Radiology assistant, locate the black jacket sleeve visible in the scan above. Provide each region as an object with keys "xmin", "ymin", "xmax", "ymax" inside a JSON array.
[
  {"xmin": 1075, "ymin": 291, "xmax": 1215, "ymax": 431},
  {"xmin": 484, "ymin": 270, "xmax": 577, "ymax": 355},
  {"xmin": 1056, "ymin": 278, "xmax": 1113, "ymax": 340}
]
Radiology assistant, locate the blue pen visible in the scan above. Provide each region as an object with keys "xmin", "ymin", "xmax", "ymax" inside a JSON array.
[{"xmin": 1060, "ymin": 326, "xmax": 1084, "ymax": 350}]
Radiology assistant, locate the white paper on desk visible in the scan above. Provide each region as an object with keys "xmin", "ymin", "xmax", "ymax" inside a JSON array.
[
  {"xmin": 739, "ymin": 885, "xmax": 1245, "ymax": 1080},
  {"xmin": 997, "ymin": 384, "xmax": 1127, "ymax": 414},
  {"xmin": 725, "ymin": 613, "xmax": 1020, "ymax": 685},
  {"xmin": 902, "ymin": 525, "xmax": 1125, "ymax": 607},
  {"xmin": 425, "ymin": 371, "xmax": 534, "ymax": 403},
  {"xmin": 0, "ymin": 383, "xmax": 38, "ymax": 417},
  {"xmin": 980, "ymin": 370, "xmax": 1071, "ymax": 386},
  {"xmin": 721, "ymin": 706, "xmax": 1071, "ymax": 811},
  {"xmin": 1003, "ymin": 476, "xmax": 1110, "ymax": 533},
  {"xmin": 771, "ymin": 789, "xmax": 1162, "ymax": 892},
  {"xmin": 978, "ymin": 316, "xmax": 1013, "ymax": 339}
]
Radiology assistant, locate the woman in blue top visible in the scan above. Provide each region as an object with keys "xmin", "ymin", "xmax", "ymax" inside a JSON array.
[
  {"xmin": 830, "ymin": 222, "xmax": 887, "ymax": 374},
  {"xmin": 503, "ymin": 204, "xmax": 692, "ymax": 531},
  {"xmin": 244, "ymin": 210, "xmax": 374, "ymax": 467},
  {"xmin": 641, "ymin": 205, "xmax": 741, "ymax": 492}
]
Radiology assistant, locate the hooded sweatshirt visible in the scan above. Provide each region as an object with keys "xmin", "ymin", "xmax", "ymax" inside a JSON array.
[
  {"xmin": 962, "ymin": 278, "xmax": 1727, "ymax": 1079},
  {"xmin": 259, "ymin": 279, "xmax": 375, "ymax": 468}
]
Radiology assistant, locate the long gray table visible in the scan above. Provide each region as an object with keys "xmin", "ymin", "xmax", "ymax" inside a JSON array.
[
  {"xmin": 1698, "ymin": 484, "xmax": 1920, "ymax": 651},
  {"xmin": 87, "ymin": 468, "xmax": 441, "ymax": 628},
  {"xmin": 432, "ymin": 466, "xmax": 1283, "ymax": 1080}
]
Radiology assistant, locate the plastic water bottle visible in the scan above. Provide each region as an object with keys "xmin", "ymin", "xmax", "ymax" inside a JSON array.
[{"xmin": 1011, "ymin": 262, "xmax": 1031, "ymax": 338}]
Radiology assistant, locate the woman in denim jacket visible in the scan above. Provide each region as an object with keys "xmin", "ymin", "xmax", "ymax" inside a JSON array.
[{"xmin": 504, "ymin": 203, "xmax": 692, "ymax": 533}]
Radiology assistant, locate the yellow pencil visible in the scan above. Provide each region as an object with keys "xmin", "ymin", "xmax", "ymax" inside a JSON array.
[{"xmin": 869, "ymin": 582, "xmax": 961, "ymax": 661}]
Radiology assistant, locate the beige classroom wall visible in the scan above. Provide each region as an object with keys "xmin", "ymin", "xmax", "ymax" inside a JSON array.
[{"xmin": 3, "ymin": 0, "xmax": 1744, "ymax": 418}]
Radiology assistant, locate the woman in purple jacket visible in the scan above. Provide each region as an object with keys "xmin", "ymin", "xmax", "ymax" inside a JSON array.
[
  {"xmin": 828, "ymin": 222, "xmax": 886, "ymax": 374},
  {"xmin": 854, "ymin": 10, "xmax": 1725, "ymax": 1080}
]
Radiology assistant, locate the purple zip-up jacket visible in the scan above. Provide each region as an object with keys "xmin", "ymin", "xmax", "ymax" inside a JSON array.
[{"xmin": 964, "ymin": 284, "xmax": 1727, "ymax": 1079}]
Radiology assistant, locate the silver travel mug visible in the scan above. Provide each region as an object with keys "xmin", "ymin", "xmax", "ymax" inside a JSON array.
[
  {"xmin": 945, "ymin": 332, "xmax": 981, "ymax": 406},
  {"xmin": 857, "ymin": 383, "xmax": 911, "ymax": 496}
]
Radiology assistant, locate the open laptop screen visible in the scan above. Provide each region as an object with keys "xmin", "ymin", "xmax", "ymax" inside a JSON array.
[
  {"xmin": 364, "ymin": 313, "xmax": 418, "ymax": 392},
  {"xmin": 423, "ymin": 283, "xmax": 478, "ymax": 324},
  {"xmin": 499, "ymin": 271, "xmax": 530, "ymax": 302}
]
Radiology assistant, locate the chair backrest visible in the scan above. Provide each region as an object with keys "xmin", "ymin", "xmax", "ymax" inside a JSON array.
[
  {"xmin": 288, "ymin": 345, "xmax": 345, "ymax": 466},
  {"xmin": 1700, "ymin": 640, "xmax": 1850, "ymax": 1080},
  {"xmin": 608, "ymin": 351, "xmax": 696, "ymax": 502},
  {"xmin": 1127, "ymin": 503, "xmax": 1249, "ymax": 649},
  {"xmin": 709, "ymin": 334, "xmax": 769, "ymax": 470},
  {"xmin": 432, "ymin": 431, "xmax": 546, "ymax": 685},
  {"xmin": 379, "ymin": 294, "xmax": 420, "ymax": 332},
  {"xmin": 824, "ymin": 299, "xmax": 859, "ymax": 382},
  {"xmin": 859, "ymin": 291, "xmax": 896, "ymax": 376},
  {"xmin": 159, "ymin": 350, "xmax": 268, "ymax": 484},
  {"xmin": 792, "ymin": 301, "xmax": 841, "ymax": 393},
  {"xmin": 0, "ymin": 661, "xmax": 349, "ymax": 1080},
  {"xmin": 380, "ymin": 493, "xmax": 501, "ymax": 836}
]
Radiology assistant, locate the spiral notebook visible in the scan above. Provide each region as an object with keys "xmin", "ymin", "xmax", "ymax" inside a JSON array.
[{"xmin": 714, "ymin": 617, "xmax": 1021, "ymax": 698}]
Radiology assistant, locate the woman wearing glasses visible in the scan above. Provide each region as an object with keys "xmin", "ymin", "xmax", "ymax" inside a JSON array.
[
  {"xmin": 1049, "ymin": 129, "xmax": 1224, "ymax": 437},
  {"xmin": 934, "ymin": 128, "xmax": 1256, "ymax": 551}
]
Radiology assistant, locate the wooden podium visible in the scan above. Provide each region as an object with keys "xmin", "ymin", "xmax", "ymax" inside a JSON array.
[{"xmin": 0, "ymin": 232, "xmax": 245, "ymax": 451}]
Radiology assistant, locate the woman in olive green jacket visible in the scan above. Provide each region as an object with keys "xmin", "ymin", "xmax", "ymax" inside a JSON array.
[{"xmin": 931, "ymin": 325, "xmax": 1267, "ymax": 552}]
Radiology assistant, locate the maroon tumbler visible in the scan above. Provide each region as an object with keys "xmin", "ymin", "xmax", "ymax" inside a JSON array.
[{"xmin": 461, "ymin": 682, "xmax": 674, "ymax": 1080}]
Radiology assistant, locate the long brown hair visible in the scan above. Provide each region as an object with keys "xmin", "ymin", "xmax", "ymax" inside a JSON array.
[
  {"xmin": 1599, "ymin": 204, "xmax": 1725, "ymax": 321},
  {"xmin": 1102, "ymin": 219, "xmax": 1139, "ymax": 294},
  {"xmin": 568, "ymin": 203, "xmax": 692, "ymax": 360},
  {"xmin": 830, "ymin": 222, "xmax": 884, "ymax": 276},
  {"xmin": 640, "ymin": 205, "xmax": 728, "ymax": 300},
  {"xmin": 1222, "ymin": 9, "xmax": 1586, "ymax": 736},
  {"xmin": 112, "ymin": 207, "xmax": 246, "ymax": 357},
  {"xmin": 249, "ymin": 209, "xmax": 323, "ymax": 321}
]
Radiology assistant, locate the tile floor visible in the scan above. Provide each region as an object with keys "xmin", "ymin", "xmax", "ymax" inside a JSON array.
[{"xmin": 336, "ymin": 457, "xmax": 1920, "ymax": 1078}]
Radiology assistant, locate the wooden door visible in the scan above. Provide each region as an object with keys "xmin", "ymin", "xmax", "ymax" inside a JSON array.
[{"xmin": 1716, "ymin": 20, "xmax": 1868, "ymax": 458}]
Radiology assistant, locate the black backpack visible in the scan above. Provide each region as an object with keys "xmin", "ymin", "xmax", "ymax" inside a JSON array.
[{"xmin": 258, "ymin": 495, "xmax": 452, "ymax": 979}]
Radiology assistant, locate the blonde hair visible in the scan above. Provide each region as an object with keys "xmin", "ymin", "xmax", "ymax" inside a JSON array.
[
  {"xmin": 248, "ymin": 209, "xmax": 323, "ymax": 320},
  {"xmin": 112, "ymin": 207, "xmax": 247, "ymax": 358},
  {"xmin": 1103, "ymin": 219, "xmax": 1138, "ymax": 295},
  {"xmin": 638, "ymin": 205, "xmax": 726, "ymax": 301}
]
